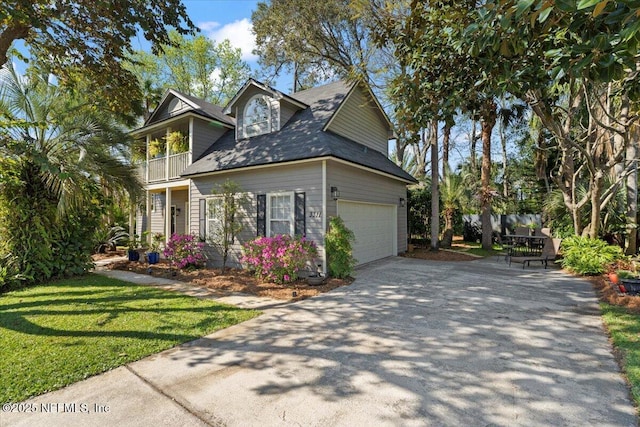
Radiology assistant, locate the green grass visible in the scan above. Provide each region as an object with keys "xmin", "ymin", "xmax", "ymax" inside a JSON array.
[
  {"xmin": 452, "ymin": 240, "xmax": 502, "ymax": 257},
  {"xmin": 0, "ymin": 274, "xmax": 260, "ymax": 404},
  {"xmin": 600, "ymin": 303, "xmax": 640, "ymax": 406}
]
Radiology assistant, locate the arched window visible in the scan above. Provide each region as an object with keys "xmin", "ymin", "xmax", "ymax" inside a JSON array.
[{"xmin": 243, "ymin": 95, "xmax": 271, "ymax": 138}]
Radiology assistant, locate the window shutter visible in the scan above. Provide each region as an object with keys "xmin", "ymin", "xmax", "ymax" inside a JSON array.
[
  {"xmin": 257, "ymin": 194, "xmax": 266, "ymax": 236},
  {"xmin": 294, "ymin": 192, "xmax": 306, "ymax": 236},
  {"xmin": 199, "ymin": 199, "xmax": 206, "ymax": 241}
]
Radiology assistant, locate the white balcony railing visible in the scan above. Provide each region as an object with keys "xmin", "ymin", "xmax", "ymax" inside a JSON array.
[
  {"xmin": 148, "ymin": 158, "xmax": 165, "ymax": 182},
  {"xmin": 147, "ymin": 151, "xmax": 190, "ymax": 183},
  {"xmin": 169, "ymin": 152, "xmax": 189, "ymax": 179}
]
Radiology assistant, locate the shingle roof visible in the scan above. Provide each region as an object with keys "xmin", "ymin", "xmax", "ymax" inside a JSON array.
[
  {"xmin": 174, "ymin": 91, "xmax": 236, "ymax": 127},
  {"xmin": 180, "ymin": 80, "xmax": 416, "ymax": 183}
]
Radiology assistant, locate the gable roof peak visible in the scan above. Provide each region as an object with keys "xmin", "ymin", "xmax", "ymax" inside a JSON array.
[
  {"xmin": 143, "ymin": 89, "xmax": 235, "ymax": 128},
  {"xmin": 223, "ymin": 78, "xmax": 308, "ymax": 116}
]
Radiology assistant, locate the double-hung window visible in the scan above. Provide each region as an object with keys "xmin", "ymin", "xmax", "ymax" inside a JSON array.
[{"xmin": 267, "ymin": 192, "xmax": 293, "ymax": 236}]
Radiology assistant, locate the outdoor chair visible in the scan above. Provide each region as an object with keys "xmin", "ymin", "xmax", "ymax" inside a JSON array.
[
  {"xmin": 497, "ymin": 235, "xmax": 515, "ymax": 263},
  {"xmin": 510, "ymin": 238, "xmax": 561, "ymax": 269},
  {"xmin": 536, "ymin": 227, "xmax": 551, "ymax": 237}
]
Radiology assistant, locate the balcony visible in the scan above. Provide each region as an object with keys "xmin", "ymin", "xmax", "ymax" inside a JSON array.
[{"xmin": 147, "ymin": 151, "xmax": 191, "ymax": 183}]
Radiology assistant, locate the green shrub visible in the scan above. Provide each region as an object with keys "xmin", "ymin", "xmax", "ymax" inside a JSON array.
[
  {"xmin": 0, "ymin": 170, "xmax": 102, "ymax": 291},
  {"xmin": 560, "ymin": 236, "xmax": 625, "ymax": 275},
  {"xmin": 326, "ymin": 216, "xmax": 357, "ymax": 278}
]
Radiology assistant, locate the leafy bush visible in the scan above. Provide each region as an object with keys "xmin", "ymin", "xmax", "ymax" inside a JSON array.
[
  {"xmin": 463, "ymin": 221, "xmax": 482, "ymax": 243},
  {"xmin": 93, "ymin": 225, "xmax": 129, "ymax": 253},
  {"xmin": 560, "ymin": 236, "xmax": 625, "ymax": 275},
  {"xmin": 241, "ymin": 235, "xmax": 318, "ymax": 284},
  {"xmin": 326, "ymin": 216, "xmax": 356, "ymax": 278},
  {"xmin": 163, "ymin": 234, "xmax": 206, "ymax": 270},
  {"xmin": 0, "ymin": 170, "xmax": 101, "ymax": 291}
]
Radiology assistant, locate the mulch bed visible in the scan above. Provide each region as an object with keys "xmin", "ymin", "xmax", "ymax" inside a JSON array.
[
  {"xmin": 589, "ymin": 275, "xmax": 640, "ymax": 313},
  {"xmin": 94, "ymin": 242, "xmax": 479, "ymax": 301},
  {"xmin": 102, "ymin": 258, "xmax": 353, "ymax": 301}
]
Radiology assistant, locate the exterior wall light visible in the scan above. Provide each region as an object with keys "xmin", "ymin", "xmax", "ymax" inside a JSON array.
[
  {"xmin": 331, "ymin": 186, "xmax": 340, "ymax": 200},
  {"xmin": 399, "ymin": 197, "xmax": 406, "ymax": 207}
]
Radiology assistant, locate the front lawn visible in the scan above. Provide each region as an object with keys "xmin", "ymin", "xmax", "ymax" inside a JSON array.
[
  {"xmin": 600, "ymin": 303, "xmax": 640, "ymax": 406},
  {"xmin": 0, "ymin": 275, "xmax": 260, "ymax": 404}
]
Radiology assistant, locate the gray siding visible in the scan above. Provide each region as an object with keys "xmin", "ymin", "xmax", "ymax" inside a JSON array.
[
  {"xmin": 191, "ymin": 118, "xmax": 228, "ymax": 161},
  {"xmin": 325, "ymin": 86, "xmax": 389, "ymax": 155},
  {"xmin": 152, "ymin": 97, "xmax": 190, "ymax": 124},
  {"xmin": 280, "ymin": 103, "xmax": 298, "ymax": 128},
  {"xmin": 326, "ymin": 161, "xmax": 408, "ymax": 253},
  {"xmin": 189, "ymin": 162, "xmax": 324, "ymax": 269},
  {"xmin": 149, "ymin": 189, "xmax": 188, "ymax": 237}
]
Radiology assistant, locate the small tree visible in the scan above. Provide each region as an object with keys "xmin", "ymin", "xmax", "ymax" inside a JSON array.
[
  {"xmin": 326, "ymin": 216, "xmax": 357, "ymax": 278},
  {"xmin": 207, "ymin": 180, "xmax": 248, "ymax": 272}
]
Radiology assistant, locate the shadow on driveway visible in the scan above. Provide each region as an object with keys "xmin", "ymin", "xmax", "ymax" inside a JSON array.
[
  {"xmin": 5, "ymin": 257, "xmax": 636, "ymax": 426},
  {"xmin": 130, "ymin": 257, "xmax": 637, "ymax": 426}
]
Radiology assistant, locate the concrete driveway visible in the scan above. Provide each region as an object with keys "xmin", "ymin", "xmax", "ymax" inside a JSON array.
[{"xmin": 3, "ymin": 257, "xmax": 637, "ymax": 426}]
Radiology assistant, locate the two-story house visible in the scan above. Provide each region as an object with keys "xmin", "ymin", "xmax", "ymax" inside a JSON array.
[{"xmin": 132, "ymin": 78, "xmax": 416, "ymax": 273}]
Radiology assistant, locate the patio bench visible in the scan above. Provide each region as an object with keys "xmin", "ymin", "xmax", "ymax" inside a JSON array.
[{"xmin": 509, "ymin": 238, "xmax": 561, "ymax": 269}]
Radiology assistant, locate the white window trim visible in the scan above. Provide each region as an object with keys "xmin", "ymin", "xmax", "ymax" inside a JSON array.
[
  {"xmin": 266, "ymin": 191, "xmax": 294, "ymax": 237},
  {"xmin": 243, "ymin": 94, "xmax": 271, "ymax": 138}
]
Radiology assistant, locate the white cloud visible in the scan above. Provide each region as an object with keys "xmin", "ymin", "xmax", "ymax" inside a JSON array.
[
  {"xmin": 198, "ymin": 21, "xmax": 221, "ymax": 32},
  {"xmin": 199, "ymin": 18, "xmax": 258, "ymax": 62}
]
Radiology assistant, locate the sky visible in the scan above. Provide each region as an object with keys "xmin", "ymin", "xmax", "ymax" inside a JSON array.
[
  {"xmin": 12, "ymin": 0, "xmax": 294, "ymax": 92},
  {"xmin": 132, "ymin": 0, "xmax": 294, "ymax": 90}
]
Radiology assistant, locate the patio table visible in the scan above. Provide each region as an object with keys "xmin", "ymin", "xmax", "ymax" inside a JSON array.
[{"xmin": 504, "ymin": 234, "xmax": 547, "ymax": 258}]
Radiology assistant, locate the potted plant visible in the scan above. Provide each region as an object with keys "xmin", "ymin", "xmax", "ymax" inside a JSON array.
[
  {"xmin": 127, "ymin": 234, "xmax": 141, "ymax": 262},
  {"xmin": 166, "ymin": 131, "xmax": 188, "ymax": 154},
  {"xmin": 147, "ymin": 232, "xmax": 164, "ymax": 264},
  {"xmin": 618, "ymin": 270, "xmax": 640, "ymax": 295},
  {"xmin": 148, "ymin": 138, "xmax": 165, "ymax": 158},
  {"xmin": 306, "ymin": 264, "xmax": 325, "ymax": 286}
]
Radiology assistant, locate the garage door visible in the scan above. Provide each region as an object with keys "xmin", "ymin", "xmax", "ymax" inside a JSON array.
[{"xmin": 337, "ymin": 201, "xmax": 397, "ymax": 265}]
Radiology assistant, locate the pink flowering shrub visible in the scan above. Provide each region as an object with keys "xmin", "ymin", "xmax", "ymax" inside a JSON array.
[
  {"xmin": 241, "ymin": 235, "xmax": 318, "ymax": 284},
  {"xmin": 163, "ymin": 233, "xmax": 206, "ymax": 270}
]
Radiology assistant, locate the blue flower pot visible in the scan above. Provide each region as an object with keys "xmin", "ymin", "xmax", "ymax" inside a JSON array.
[
  {"xmin": 147, "ymin": 252, "xmax": 160, "ymax": 264},
  {"xmin": 127, "ymin": 250, "xmax": 140, "ymax": 262}
]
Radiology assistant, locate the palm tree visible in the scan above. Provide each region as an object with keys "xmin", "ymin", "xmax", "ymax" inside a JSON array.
[
  {"xmin": 439, "ymin": 166, "xmax": 471, "ymax": 247},
  {"xmin": 0, "ymin": 64, "xmax": 140, "ymax": 212},
  {"xmin": 390, "ymin": 145, "xmax": 419, "ymax": 178},
  {"xmin": 0, "ymin": 64, "xmax": 141, "ymax": 285},
  {"xmin": 496, "ymin": 97, "xmax": 528, "ymax": 198}
]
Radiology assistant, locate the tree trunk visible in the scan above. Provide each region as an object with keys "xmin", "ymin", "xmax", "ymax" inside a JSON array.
[
  {"xmin": 500, "ymin": 119, "xmax": 508, "ymax": 197},
  {"xmin": 626, "ymin": 128, "xmax": 639, "ymax": 254},
  {"xmin": 413, "ymin": 128, "xmax": 430, "ymax": 180},
  {"xmin": 442, "ymin": 121, "xmax": 451, "ymax": 177},
  {"xmin": 480, "ymin": 101, "xmax": 497, "ymax": 250},
  {"xmin": 589, "ymin": 172, "xmax": 604, "ymax": 239},
  {"xmin": 470, "ymin": 117, "xmax": 478, "ymax": 171},
  {"xmin": 430, "ymin": 120, "xmax": 440, "ymax": 251}
]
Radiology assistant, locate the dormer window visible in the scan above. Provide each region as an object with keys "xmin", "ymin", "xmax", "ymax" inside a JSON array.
[{"xmin": 243, "ymin": 95, "xmax": 271, "ymax": 138}]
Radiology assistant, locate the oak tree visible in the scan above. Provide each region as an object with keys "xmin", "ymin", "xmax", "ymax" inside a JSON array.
[{"xmin": 1, "ymin": 0, "xmax": 195, "ymax": 116}]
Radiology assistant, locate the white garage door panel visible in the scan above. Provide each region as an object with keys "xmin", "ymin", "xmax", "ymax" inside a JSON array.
[{"xmin": 338, "ymin": 201, "xmax": 396, "ymax": 265}]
